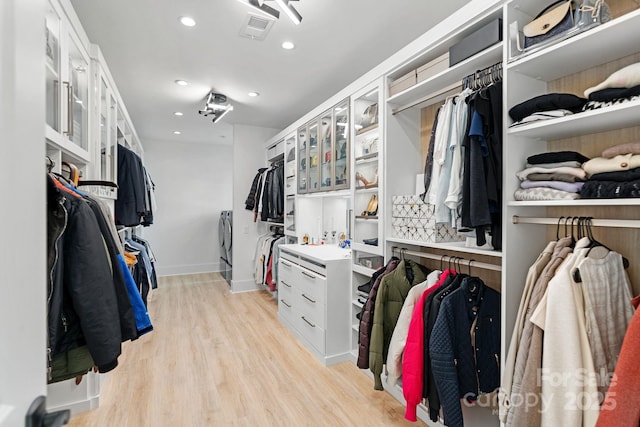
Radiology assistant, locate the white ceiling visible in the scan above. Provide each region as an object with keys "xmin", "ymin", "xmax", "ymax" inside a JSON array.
[{"xmin": 70, "ymin": 0, "xmax": 469, "ymax": 146}]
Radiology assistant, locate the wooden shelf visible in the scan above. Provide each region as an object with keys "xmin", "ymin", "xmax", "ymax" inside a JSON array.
[
  {"xmin": 352, "ymin": 263, "xmax": 377, "ymax": 277},
  {"xmin": 355, "ymin": 123, "xmax": 379, "ymax": 135},
  {"xmin": 386, "ymin": 237, "xmax": 502, "ymax": 258},
  {"xmin": 508, "ymin": 199, "xmax": 640, "ymax": 207},
  {"xmin": 507, "ymin": 9, "xmax": 640, "ymax": 81},
  {"xmin": 387, "ymin": 42, "xmax": 503, "ymax": 110},
  {"xmin": 507, "ymin": 99, "xmax": 640, "ymax": 140}
]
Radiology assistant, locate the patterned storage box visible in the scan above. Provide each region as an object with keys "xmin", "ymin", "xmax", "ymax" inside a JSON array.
[{"xmin": 391, "ymin": 195, "xmax": 464, "ymax": 243}]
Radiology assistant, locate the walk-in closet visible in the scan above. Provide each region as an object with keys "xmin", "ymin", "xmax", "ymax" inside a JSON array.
[{"xmin": 3, "ymin": 0, "xmax": 640, "ymax": 426}]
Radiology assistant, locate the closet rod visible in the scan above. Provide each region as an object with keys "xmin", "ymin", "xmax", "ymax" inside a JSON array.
[
  {"xmin": 512, "ymin": 215, "xmax": 640, "ymax": 229},
  {"xmin": 391, "ymin": 247, "xmax": 502, "ymax": 272},
  {"xmin": 392, "ymin": 82, "xmax": 461, "ymax": 115}
]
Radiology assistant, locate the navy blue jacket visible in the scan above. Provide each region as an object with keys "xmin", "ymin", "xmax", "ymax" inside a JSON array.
[{"xmin": 429, "ymin": 276, "xmax": 500, "ymax": 427}]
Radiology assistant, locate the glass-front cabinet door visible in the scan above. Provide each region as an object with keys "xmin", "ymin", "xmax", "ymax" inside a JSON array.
[
  {"xmin": 45, "ymin": 2, "xmax": 61, "ymax": 133},
  {"xmin": 320, "ymin": 111, "xmax": 333, "ymax": 191},
  {"xmin": 308, "ymin": 119, "xmax": 320, "ymax": 192},
  {"xmin": 67, "ymin": 35, "xmax": 89, "ymax": 150},
  {"xmin": 297, "ymin": 126, "xmax": 308, "ymax": 193},
  {"xmin": 334, "ymin": 99, "xmax": 350, "ymax": 190},
  {"xmin": 99, "ymin": 78, "xmax": 109, "ymax": 181},
  {"xmin": 109, "ymin": 93, "xmax": 118, "ymax": 184}
]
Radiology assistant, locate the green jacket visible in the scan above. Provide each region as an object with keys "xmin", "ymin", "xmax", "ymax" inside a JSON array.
[{"xmin": 369, "ymin": 259, "xmax": 426, "ymax": 390}]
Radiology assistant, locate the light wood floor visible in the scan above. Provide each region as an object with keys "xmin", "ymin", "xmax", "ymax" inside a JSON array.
[{"xmin": 68, "ymin": 272, "xmax": 426, "ymax": 427}]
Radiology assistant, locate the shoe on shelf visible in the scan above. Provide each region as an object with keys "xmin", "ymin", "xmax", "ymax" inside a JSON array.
[
  {"xmin": 367, "ymin": 194, "xmax": 378, "ymax": 216},
  {"xmin": 363, "ymin": 237, "xmax": 378, "ymax": 246},
  {"xmin": 365, "ymin": 169, "xmax": 378, "ymax": 188},
  {"xmin": 361, "ymin": 194, "xmax": 376, "ymax": 216},
  {"xmin": 357, "ymin": 281, "xmax": 372, "ymax": 293},
  {"xmin": 355, "ymin": 171, "xmax": 370, "ymax": 188}
]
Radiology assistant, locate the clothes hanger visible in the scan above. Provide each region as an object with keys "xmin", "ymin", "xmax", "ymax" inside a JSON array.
[
  {"xmin": 556, "ymin": 216, "xmax": 565, "ymax": 240},
  {"xmin": 574, "ymin": 217, "xmax": 629, "ymax": 282}
]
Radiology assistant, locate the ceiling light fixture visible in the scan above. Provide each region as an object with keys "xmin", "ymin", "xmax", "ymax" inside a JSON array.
[
  {"xmin": 173, "ymin": 131, "xmax": 182, "ymax": 135},
  {"xmin": 235, "ymin": 0, "xmax": 280, "ymax": 20},
  {"xmin": 179, "ymin": 16, "xmax": 196, "ymax": 27},
  {"xmin": 199, "ymin": 92, "xmax": 234, "ymax": 123},
  {"xmin": 282, "ymin": 41, "xmax": 295, "ymax": 50},
  {"xmin": 174, "ymin": 111, "xmax": 184, "ymax": 116},
  {"xmin": 175, "ymin": 80, "xmax": 188, "ymax": 86},
  {"xmin": 248, "ymin": 92, "xmax": 260, "ymax": 97},
  {"xmin": 273, "ymin": 0, "xmax": 302, "ymax": 25},
  {"xmin": 236, "ymin": 0, "xmax": 303, "ymax": 25}
]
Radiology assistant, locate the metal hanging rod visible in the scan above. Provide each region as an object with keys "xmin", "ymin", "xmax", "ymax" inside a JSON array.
[
  {"xmin": 391, "ymin": 246, "xmax": 502, "ymax": 272},
  {"xmin": 512, "ymin": 215, "xmax": 640, "ymax": 229}
]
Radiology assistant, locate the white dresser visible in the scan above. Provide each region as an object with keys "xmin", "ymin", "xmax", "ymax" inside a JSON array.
[{"xmin": 278, "ymin": 244, "xmax": 351, "ymax": 366}]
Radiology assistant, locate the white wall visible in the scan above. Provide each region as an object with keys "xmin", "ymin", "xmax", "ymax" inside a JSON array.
[
  {"xmin": 0, "ymin": 0, "xmax": 47, "ymax": 424},
  {"xmin": 143, "ymin": 139, "xmax": 233, "ymax": 276},
  {"xmin": 231, "ymin": 124, "xmax": 280, "ymax": 293}
]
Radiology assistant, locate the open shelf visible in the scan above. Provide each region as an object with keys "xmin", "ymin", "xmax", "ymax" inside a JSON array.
[
  {"xmin": 350, "ymin": 242, "xmax": 383, "ymax": 256},
  {"xmin": 508, "ymin": 199, "xmax": 640, "ymax": 207},
  {"xmin": 507, "ymin": 9, "xmax": 640, "ymax": 81},
  {"xmin": 356, "ymin": 123, "xmax": 379, "ymax": 135},
  {"xmin": 507, "ymin": 99, "xmax": 640, "ymax": 140},
  {"xmin": 386, "ymin": 237, "xmax": 502, "ymax": 258},
  {"xmin": 355, "ymin": 152, "xmax": 379, "ymax": 163},
  {"xmin": 387, "ymin": 42, "xmax": 503, "ymax": 110},
  {"xmin": 352, "ymin": 263, "xmax": 377, "ymax": 277}
]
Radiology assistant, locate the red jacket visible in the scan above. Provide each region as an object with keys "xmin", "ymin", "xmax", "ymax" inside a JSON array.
[
  {"xmin": 402, "ymin": 269, "xmax": 452, "ymax": 421},
  {"xmin": 596, "ymin": 295, "xmax": 640, "ymax": 427}
]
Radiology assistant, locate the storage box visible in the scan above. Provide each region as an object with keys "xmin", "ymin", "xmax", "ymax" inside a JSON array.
[
  {"xmin": 417, "ymin": 52, "xmax": 450, "ymax": 83},
  {"xmin": 389, "ymin": 69, "xmax": 417, "ymax": 97},
  {"xmin": 391, "ymin": 195, "xmax": 464, "ymax": 243},
  {"xmin": 449, "ymin": 18, "xmax": 503, "ymax": 66}
]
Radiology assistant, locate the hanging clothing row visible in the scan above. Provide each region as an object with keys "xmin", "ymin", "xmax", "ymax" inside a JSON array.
[
  {"xmin": 47, "ymin": 172, "xmax": 152, "ymax": 385},
  {"xmin": 355, "ymin": 250, "xmax": 500, "ymax": 427},
  {"xmin": 116, "ymin": 143, "xmax": 157, "ymax": 227},
  {"xmin": 124, "ymin": 234, "xmax": 158, "ymax": 307},
  {"xmin": 500, "ymin": 217, "xmax": 635, "ymax": 427},
  {"xmin": 421, "ymin": 63, "xmax": 503, "ymax": 250},
  {"xmin": 245, "ymin": 163, "xmax": 284, "ymax": 223},
  {"xmin": 253, "ymin": 228, "xmax": 285, "ymax": 292}
]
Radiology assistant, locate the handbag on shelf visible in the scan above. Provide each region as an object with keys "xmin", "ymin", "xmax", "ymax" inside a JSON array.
[
  {"xmin": 359, "ymin": 103, "xmax": 378, "ymax": 129},
  {"xmin": 523, "ymin": 0, "xmax": 575, "ymax": 49}
]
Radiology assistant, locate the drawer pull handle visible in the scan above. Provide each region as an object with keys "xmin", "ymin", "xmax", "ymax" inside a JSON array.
[
  {"xmin": 281, "ymin": 261, "xmax": 292, "ymax": 268},
  {"xmin": 302, "ymin": 293, "xmax": 316, "ymax": 304},
  {"xmin": 301, "ymin": 316, "xmax": 316, "ymax": 328},
  {"xmin": 282, "ymin": 281, "xmax": 292, "ymax": 288},
  {"xmin": 280, "ymin": 299, "xmax": 292, "ymax": 308},
  {"xmin": 302, "ymin": 271, "xmax": 315, "ymax": 280}
]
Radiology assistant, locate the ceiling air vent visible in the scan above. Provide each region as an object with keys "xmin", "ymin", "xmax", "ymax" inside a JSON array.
[{"xmin": 239, "ymin": 13, "xmax": 275, "ymax": 41}]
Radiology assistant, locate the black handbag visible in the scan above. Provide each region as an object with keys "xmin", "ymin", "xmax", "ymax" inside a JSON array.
[{"xmin": 523, "ymin": 0, "xmax": 575, "ymax": 49}]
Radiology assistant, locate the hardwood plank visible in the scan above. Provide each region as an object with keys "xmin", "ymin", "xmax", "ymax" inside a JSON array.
[{"xmin": 67, "ymin": 273, "xmax": 427, "ymax": 426}]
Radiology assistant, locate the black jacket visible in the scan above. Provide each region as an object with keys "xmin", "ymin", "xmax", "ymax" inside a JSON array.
[
  {"xmin": 245, "ymin": 168, "xmax": 267, "ymax": 211},
  {"xmin": 48, "ymin": 176, "xmax": 125, "ymax": 373},
  {"xmin": 115, "ymin": 144, "xmax": 147, "ymax": 226},
  {"xmin": 429, "ymin": 276, "xmax": 501, "ymax": 427}
]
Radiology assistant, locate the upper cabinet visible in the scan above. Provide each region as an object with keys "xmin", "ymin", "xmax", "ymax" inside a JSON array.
[
  {"xmin": 45, "ymin": 0, "xmax": 90, "ymax": 162},
  {"xmin": 297, "ymin": 98, "xmax": 350, "ymax": 194}
]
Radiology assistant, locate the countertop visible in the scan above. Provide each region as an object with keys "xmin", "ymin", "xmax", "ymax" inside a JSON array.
[{"xmin": 280, "ymin": 244, "xmax": 352, "ymax": 263}]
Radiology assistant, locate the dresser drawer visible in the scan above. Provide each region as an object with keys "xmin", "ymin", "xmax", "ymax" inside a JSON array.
[
  {"xmin": 278, "ymin": 291, "xmax": 295, "ymax": 324},
  {"xmin": 296, "ymin": 289, "xmax": 325, "ymax": 329},
  {"xmin": 295, "ymin": 266, "xmax": 326, "ymax": 303},
  {"xmin": 278, "ymin": 257, "xmax": 297, "ymax": 285},
  {"xmin": 296, "ymin": 312, "xmax": 326, "ymax": 354}
]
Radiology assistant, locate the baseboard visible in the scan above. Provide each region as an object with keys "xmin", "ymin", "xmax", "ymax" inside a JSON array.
[
  {"xmin": 156, "ymin": 262, "xmax": 222, "ymax": 277},
  {"xmin": 230, "ymin": 279, "xmax": 262, "ymax": 293}
]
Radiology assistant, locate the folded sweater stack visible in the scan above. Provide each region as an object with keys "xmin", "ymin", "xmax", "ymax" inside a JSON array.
[
  {"xmin": 515, "ymin": 151, "xmax": 590, "ymax": 201},
  {"xmin": 581, "ymin": 142, "xmax": 640, "ymax": 198}
]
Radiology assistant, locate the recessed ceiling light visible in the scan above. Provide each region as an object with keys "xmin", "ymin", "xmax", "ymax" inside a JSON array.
[
  {"xmin": 281, "ymin": 41, "xmax": 295, "ymax": 50},
  {"xmin": 175, "ymin": 80, "xmax": 188, "ymax": 86},
  {"xmin": 173, "ymin": 131, "xmax": 182, "ymax": 135},
  {"xmin": 179, "ymin": 16, "xmax": 196, "ymax": 27},
  {"xmin": 248, "ymin": 92, "xmax": 260, "ymax": 97},
  {"xmin": 174, "ymin": 111, "xmax": 184, "ymax": 116}
]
